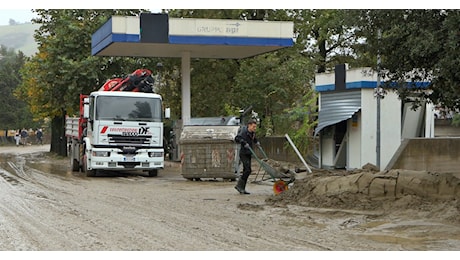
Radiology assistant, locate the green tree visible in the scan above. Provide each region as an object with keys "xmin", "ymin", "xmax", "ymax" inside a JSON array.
[
  {"xmin": 233, "ymin": 48, "xmax": 315, "ymax": 137},
  {"xmin": 165, "ymin": 9, "xmax": 319, "ymax": 141},
  {"xmin": 290, "ymin": 9, "xmax": 362, "ymax": 73},
  {"xmin": 0, "ymin": 45, "xmax": 38, "ymax": 131},
  {"xmin": 351, "ymin": 9, "xmax": 460, "ymax": 110},
  {"xmin": 284, "ymin": 86, "xmax": 318, "ymax": 155},
  {"xmin": 16, "ymin": 9, "xmax": 159, "ymax": 155}
]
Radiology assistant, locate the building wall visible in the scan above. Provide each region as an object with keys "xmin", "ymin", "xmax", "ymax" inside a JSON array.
[
  {"xmin": 402, "ymin": 101, "xmax": 425, "ymax": 138},
  {"xmin": 360, "ymin": 89, "xmax": 377, "ymax": 168},
  {"xmin": 347, "ymin": 111, "xmax": 361, "ymax": 169},
  {"xmin": 316, "ymin": 67, "xmax": 404, "ymax": 171},
  {"xmin": 379, "ymin": 90, "xmax": 402, "ymax": 169},
  {"xmin": 425, "ymin": 103, "xmax": 435, "ymax": 137},
  {"xmin": 434, "ymin": 119, "xmax": 460, "ymax": 137},
  {"xmin": 360, "ymin": 89, "xmax": 402, "ymax": 170},
  {"xmin": 320, "ymin": 127, "xmax": 335, "ymax": 168},
  {"xmin": 315, "ymin": 70, "xmax": 335, "ymax": 87},
  {"xmin": 386, "ymin": 138, "xmax": 460, "ymax": 173}
]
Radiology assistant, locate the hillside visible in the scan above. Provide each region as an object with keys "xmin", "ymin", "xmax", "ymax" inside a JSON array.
[{"xmin": 0, "ymin": 23, "xmax": 39, "ymax": 57}]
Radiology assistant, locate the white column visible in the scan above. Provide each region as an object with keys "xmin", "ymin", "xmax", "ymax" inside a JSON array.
[
  {"xmin": 425, "ymin": 102, "xmax": 435, "ymax": 138},
  {"xmin": 181, "ymin": 52, "xmax": 191, "ymax": 125}
]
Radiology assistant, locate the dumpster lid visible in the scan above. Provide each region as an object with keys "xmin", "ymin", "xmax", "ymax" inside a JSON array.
[
  {"xmin": 179, "ymin": 125, "xmax": 240, "ymax": 141},
  {"xmin": 188, "ymin": 116, "xmax": 240, "ymax": 126}
]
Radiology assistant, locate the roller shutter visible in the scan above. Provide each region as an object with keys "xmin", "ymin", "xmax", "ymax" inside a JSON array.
[{"xmin": 314, "ymin": 91, "xmax": 361, "ymax": 136}]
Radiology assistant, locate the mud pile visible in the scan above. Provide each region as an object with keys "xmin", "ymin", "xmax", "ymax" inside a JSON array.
[{"xmin": 266, "ymin": 166, "xmax": 460, "ymax": 223}]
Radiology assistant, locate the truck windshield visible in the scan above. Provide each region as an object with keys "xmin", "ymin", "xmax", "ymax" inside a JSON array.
[{"xmin": 95, "ymin": 96, "xmax": 162, "ymax": 122}]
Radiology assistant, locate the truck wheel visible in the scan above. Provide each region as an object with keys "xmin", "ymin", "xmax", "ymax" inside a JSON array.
[
  {"xmin": 70, "ymin": 158, "xmax": 80, "ymax": 172},
  {"xmin": 85, "ymin": 169, "xmax": 96, "ymax": 177},
  {"xmin": 148, "ymin": 169, "xmax": 158, "ymax": 177},
  {"xmin": 83, "ymin": 154, "xmax": 96, "ymax": 177}
]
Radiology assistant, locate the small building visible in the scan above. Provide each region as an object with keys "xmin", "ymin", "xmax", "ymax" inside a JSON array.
[{"xmin": 314, "ymin": 65, "xmax": 432, "ymax": 171}]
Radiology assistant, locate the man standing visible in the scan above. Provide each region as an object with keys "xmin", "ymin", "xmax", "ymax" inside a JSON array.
[
  {"xmin": 36, "ymin": 128, "xmax": 43, "ymax": 145},
  {"xmin": 14, "ymin": 131, "xmax": 21, "ymax": 146},
  {"xmin": 20, "ymin": 128, "xmax": 28, "ymax": 146},
  {"xmin": 234, "ymin": 119, "xmax": 259, "ymax": 195}
]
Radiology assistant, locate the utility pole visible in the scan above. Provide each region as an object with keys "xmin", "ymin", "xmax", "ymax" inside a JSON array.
[
  {"xmin": 375, "ymin": 29, "xmax": 382, "ymax": 169},
  {"xmin": 156, "ymin": 62, "xmax": 163, "ymax": 92}
]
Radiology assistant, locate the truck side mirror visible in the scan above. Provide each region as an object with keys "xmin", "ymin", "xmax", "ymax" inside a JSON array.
[
  {"xmin": 83, "ymin": 97, "xmax": 90, "ymax": 119},
  {"xmin": 164, "ymin": 107, "xmax": 170, "ymax": 119}
]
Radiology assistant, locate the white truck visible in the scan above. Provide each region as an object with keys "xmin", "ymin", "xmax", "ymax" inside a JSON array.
[{"xmin": 65, "ymin": 69, "xmax": 169, "ymax": 177}]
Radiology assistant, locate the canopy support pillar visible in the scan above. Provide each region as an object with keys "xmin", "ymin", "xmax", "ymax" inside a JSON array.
[{"xmin": 181, "ymin": 51, "xmax": 191, "ymax": 125}]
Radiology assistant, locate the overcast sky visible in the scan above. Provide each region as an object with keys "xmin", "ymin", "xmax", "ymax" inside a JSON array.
[
  {"xmin": 0, "ymin": 2, "xmax": 458, "ymax": 26},
  {"xmin": 0, "ymin": 9, "xmax": 36, "ymax": 25}
]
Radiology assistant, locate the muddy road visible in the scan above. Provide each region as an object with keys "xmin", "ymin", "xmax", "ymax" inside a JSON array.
[{"xmin": 0, "ymin": 145, "xmax": 459, "ymax": 251}]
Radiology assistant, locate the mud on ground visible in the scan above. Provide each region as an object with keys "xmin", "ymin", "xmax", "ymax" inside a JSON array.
[
  {"xmin": 266, "ymin": 165, "xmax": 460, "ymax": 225},
  {"xmin": 1, "ymin": 145, "xmax": 459, "ymax": 251}
]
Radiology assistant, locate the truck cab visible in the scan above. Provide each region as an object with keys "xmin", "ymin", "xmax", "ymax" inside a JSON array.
[{"xmin": 67, "ymin": 90, "xmax": 168, "ymax": 177}]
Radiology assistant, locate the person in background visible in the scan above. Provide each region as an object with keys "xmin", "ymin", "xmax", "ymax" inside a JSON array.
[
  {"xmin": 36, "ymin": 128, "xmax": 43, "ymax": 145},
  {"xmin": 14, "ymin": 130, "xmax": 21, "ymax": 146},
  {"xmin": 20, "ymin": 128, "xmax": 28, "ymax": 146},
  {"xmin": 234, "ymin": 119, "xmax": 260, "ymax": 195}
]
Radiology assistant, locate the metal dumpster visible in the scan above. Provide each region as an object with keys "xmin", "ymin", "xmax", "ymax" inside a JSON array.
[{"xmin": 179, "ymin": 125, "xmax": 240, "ymax": 181}]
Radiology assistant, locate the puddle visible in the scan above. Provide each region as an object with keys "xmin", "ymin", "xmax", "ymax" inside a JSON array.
[
  {"xmin": 360, "ymin": 234, "xmax": 430, "ymax": 250},
  {"xmin": 27, "ymin": 160, "xmax": 71, "ymax": 177}
]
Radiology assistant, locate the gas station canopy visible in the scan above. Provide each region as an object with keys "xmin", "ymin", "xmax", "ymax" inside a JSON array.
[
  {"xmin": 91, "ymin": 13, "xmax": 295, "ymax": 125},
  {"xmin": 92, "ymin": 13, "xmax": 294, "ymax": 59}
]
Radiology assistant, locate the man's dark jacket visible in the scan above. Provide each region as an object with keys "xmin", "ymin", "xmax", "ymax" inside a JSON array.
[{"xmin": 234, "ymin": 126, "xmax": 258, "ymax": 155}]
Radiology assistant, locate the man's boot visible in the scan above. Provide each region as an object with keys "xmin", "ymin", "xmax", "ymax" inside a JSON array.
[
  {"xmin": 234, "ymin": 178, "xmax": 250, "ymax": 195},
  {"xmin": 241, "ymin": 179, "xmax": 250, "ymax": 194}
]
